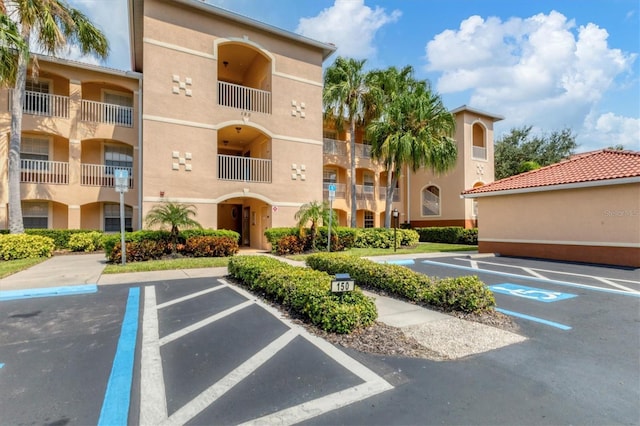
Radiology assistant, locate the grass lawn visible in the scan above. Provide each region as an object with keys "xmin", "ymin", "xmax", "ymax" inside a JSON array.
[
  {"xmin": 287, "ymin": 242, "xmax": 477, "ymax": 261},
  {"xmin": 102, "ymin": 256, "xmax": 229, "ymax": 274},
  {"xmin": 0, "ymin": 257, "xmax": 48, "ymax": 279}
]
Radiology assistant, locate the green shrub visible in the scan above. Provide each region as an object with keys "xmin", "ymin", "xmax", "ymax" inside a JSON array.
[
  {"xmin": 183, "ymin": 236, "xmax": 239, "ymax": 257},
  {"xmin": 458, "ymin": 228, "xmax": 478, "ymax": 245},
  {"xmin": 228, "ymin": 256, "xmax": 377, "ymax": 333},
  {"xmin": 353, "ymin": 228, "xmax": 418, "ymax": 249},
  {"xmin": 109, "ymin": 240, "xmax": 167, "ymax": 263},
  {"xmin": 68, "ymin": 231, "xmax": 103, "ymax": 252},
  {"xmin": 264, "ymin": 227, "xmax": 299, "ymax": 247},
  {"xmin": 399, "ymin": 229, "xmax": 420, "ymax": 246},
  {"xmin": 305, "ymin": 253, "xmax": 495, "ymax": 313},
  {"xmin": 0, "ymin": 234, "xmax": 55, "ymax": 260},
  {"xmin": 24, "ymin": 229, "xmax": 102, "ymax": 249},
  {"xmin": 275, "ymin": 235, "xmax": 306, "ymax": 255},
  {"xmin": 415, "ymin": 227, "xmax": 464, "ymax": 244}
]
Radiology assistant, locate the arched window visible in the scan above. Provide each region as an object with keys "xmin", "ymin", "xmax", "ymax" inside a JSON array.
[
  {"xmin": 422, "ymin": 185, "xmax": 440, "ymax": 216},
  {"xmin": 472, "ymin": 122, "xmax": 487, "ymax": 160}
]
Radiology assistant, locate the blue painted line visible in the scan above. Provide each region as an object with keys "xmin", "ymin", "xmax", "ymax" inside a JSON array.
[
  {"xmin": 0, "ymin": 363, "xmax": 4, "ymax": 368},
  {"xmin": 420, "ymin": 260, "xmax": 640, "ymax": 297},
  {"xmin": 377, "ymin": 259, "xmax": 415, "ymax": 265},
  {"xmin": 0, "ymin": 284, "xmax": 98, "ymax": 301},
  {"xmin": 489, "ymin": 283, "xmax": 577, "ymax": 303},
  {"xmin": 496, "ymin": 308, "xmax": 572, "ymax": 330},
  {"xmin": 98, "ymin": 287, "xmax": 140, "ymax": 426}
]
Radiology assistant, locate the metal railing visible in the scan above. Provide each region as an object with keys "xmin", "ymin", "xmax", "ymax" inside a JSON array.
[
  {"xmin": 379, "ymin": 186, "xmax": 400, "ymax": 202},
  {"xmin": 218, "ymin": 81, "xmax": 271, "ymax": 114},
  {"xmin": 217, "ymin": 154, "xmax": 271, "ymax": 183},
  {"xmin": 472, "ymin": 146, "xmax": 487, "ymax": 160},
  {"xmin": 322, "ymin": 182, "xmax": 346, "ymax": 199},
  {"xmin": 81, "ymin": 100, "xmax": 133, "ymax": 127},
  {"xmin": 12, "ymin": 90, "xmax": 69, "ymax": 118},
  {"xmin": 355, "ymin": 184, "xmax": 375, "ymax": 200},
  {"xmin": 323, "ymin": 138, "xmax": 347, "ymax": 156},
  {"xmin": 355, "ymin": 143, "xmax": 372, "ymax": 159},
  {"xmin": 20, "ymin": 159, "xmax": 69, "ymax": 184},
  {"xmin": 81, "ymin": 164, "xmax": 134, "ymax": 188}
]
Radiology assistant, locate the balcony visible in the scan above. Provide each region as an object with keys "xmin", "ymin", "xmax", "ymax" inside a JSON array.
[
  {"xmin": 217, "ymin": 154, "xmax": 271, "ymax": 183},
  {"xmin": 322, "ymin": 182, "xmax": 346, "ymax": 199},
  {"xmin": 473, "ymin": 146, "xmax": 487, "ymax": 160},
  {"xmin": 217, "ymin": 81, "xmax": 271, "ymax": 114},
  {"xmin": 323, "ymin": 138, "xmax": 347, "ymax": 156},
  {"xmin": 13, "ymin": 90, "xmax": 69, "ymax": 118},
  {"xmin": 81, "ymin": 100, "xmax": 133, "ymax": 127},
  {"xmin": 379, "ymin": 186, "xmax": 400, "ymax": 202},
  {"xmin": 81, "ymin": 164, "xmax": 134, "ymax": 188},
  {"xmin": 355, "ymin": 143, "xmax": 372, "ymax": 159},
  {"xmin": 20, "ymin": 159, "xmax": 69, "ymax": 184},
  {"xmin": 355, "ymin": 184, "xmax": 375, "ymax": 201}
]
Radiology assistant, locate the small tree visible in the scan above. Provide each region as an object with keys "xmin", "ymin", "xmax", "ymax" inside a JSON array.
[
  {"xmin": 294, "ymin": 201, "xmax": 334, "ymax": 250},
  {"xmin": 145, "ymin": 202, "xmax": 201, "ymax": 255}
]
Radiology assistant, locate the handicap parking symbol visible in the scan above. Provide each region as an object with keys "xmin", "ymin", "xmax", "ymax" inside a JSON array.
[{"xmin": 489, "ymin": 283, "xmax": 577, "ymax": 303}]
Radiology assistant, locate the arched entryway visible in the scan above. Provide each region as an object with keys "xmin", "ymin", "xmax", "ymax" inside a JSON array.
[{"xmin": 217, "ymin": 196, "xmax": 271, "ymax": 250}]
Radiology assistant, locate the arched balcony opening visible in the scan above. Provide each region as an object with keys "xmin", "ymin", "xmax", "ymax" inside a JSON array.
[
  {"xmin": 217, "ymin": 125, "xmax": 271, "ymax": 183},
  {"xmin": 472, "ymin": 122, "xmax": 487, "ymax": 160},
  {"xmin": 81, "ymin": 82, "xmax": 134, "ymax": 128}
]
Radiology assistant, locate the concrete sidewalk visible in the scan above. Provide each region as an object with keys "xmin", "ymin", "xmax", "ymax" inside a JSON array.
[{"xmin": 0, "ymin": 252, "xmax": 451, "ymax": 326}]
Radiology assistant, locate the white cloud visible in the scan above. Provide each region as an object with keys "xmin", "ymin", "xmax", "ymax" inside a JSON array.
[
  {"xmin": 425, "ymin": 11, "xmax": 638, "ymax": 152},
  {"xmin": 581, "ymin": 112, "xmax": 640, "ymax": 151},
  {"xmin": 295, "ymin": 0, "xmax": 401, "ymax": 59}
]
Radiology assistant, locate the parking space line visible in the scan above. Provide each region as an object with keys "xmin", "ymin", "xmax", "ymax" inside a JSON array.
[
  {"xmin": 156, "ymin": 284, "xmax": 228, "ymax": 309},
  {"xmin": 422, "ymin": 260, "xmax": 640, "ymax": 297},
  {"xmin": 593, "ymin": 277, "xmax": 637, "ymax": 293},
  {"xmin": 496, "ymin": 308, "xmax": 572, "ymax": 331},
  {"xmin": 163, "ymin": 329, "xmax": 298, "ymax": 426},
  {"xmin": 158, "ymin": 300, "xmax": 253, "ymax": 346},
  {"xmin": 98, "ymin": 287, "xmax": 140, "ymax": 426},
  {"xmin": 522, "ymin": 267, "xmax": 547, "ymax": 279},
  {"xmin": 0, "ymin": 284, "xmax": 98, "ymax": 301}
]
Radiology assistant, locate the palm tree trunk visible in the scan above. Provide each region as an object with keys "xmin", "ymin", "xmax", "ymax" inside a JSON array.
[
  {"xmin": 384, "ymin": 169, "xmax": 394, "ymax": 228},
  {"xmin": 349, "ymin": 119, "xmax": 357, "ymax": 228},
  {"xmin": 8, "ymin": 37, "xmax": 28, "ymax": 234}
]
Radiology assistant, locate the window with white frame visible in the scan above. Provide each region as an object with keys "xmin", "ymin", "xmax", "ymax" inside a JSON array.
[
  {"xmin": 21, "ymin": 136, "xmax": 49, "ymax": 161},
  {"xmin": 363, "ymin": 172, "xmax": 374, "ymax": 194},
  {"xmin": 422, "ymin": 185, "xmax": 440, "ymax": 216},
  {"xmin": 22, "ymin": 201, "xmax": 48, "ymax": 229},
  {"xmin": 103, "ymin": 91, "xmax": 133, "ymax": 126},
  {"xmin": 323, "ymin": 168, "xmax": 337, "ymax": 184},
  {"xmin": 105, "ymin": 144, "xmax": 133, "ymax": 175},
  {"xmin": 104, "ymin": 203, "xmax": 132, "ymax": 232},
  {"xmin": 364, "ymin": 211, "xmax": 374, "ymax": 228},
  {"xmin": 24, "ymin": 79, "xmax": 51, "ymax": 115}
]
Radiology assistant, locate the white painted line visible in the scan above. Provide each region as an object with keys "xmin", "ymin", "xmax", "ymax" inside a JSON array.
[
  {"xmin": 140, "ymin": 286, "xmax": 168, "ymax": 426},
  {"xmin": 159, "ymin": 300, "xmax": 253, "ymax": 346},
  {"xmin": 241, "ymin": 380, "xmax": 393, "ymax": 426},
  {"xmin": 522, "ymin": 267, "xmax": 547, "ymax": 279},
  {"xmin": 161, "ymin": 329, "xmax": 298, "ymax": 426},
  {"xmin": 470, "ymin": 260, "xmax": 479, "ymax": 269},
  {"xmin": 156, "ymin": 284, "xmax": 228, "ymax": 309},
  {"xmin": 593, "ymin": 276, "xmax": 638, "ymax": 293}
]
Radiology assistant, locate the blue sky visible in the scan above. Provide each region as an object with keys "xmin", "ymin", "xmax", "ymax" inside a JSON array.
[{"xmin": 66, "ymin": 0, "xmax": 639, "ymax": 152}]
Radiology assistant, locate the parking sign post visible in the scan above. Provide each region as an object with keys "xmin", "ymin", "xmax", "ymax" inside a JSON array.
[
  {"xmin": 114, "ymin": 169, "xmax": 129, "ymax": 265},
  {"xmin": 327, "ymin": 184, "xmax": 336, "ymax": 252}
]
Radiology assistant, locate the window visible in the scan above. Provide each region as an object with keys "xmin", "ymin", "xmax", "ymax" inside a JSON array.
[
  {"xmin": 21, "ymin": 137, "xmax": 49, "ymax": 162},
  {"xmin": 363, "ymin": 172, "xmax": 374, "ymax": 193},
  {"xmin": 472, "ymin": 122, "xmax": 487, "ymax": 160},
  {"xmin": 24, "ymin": 79, "xmax": 50, "ymax": 115},
  {"xmin": 103, "ymin": 91, "xmax": 133, "ymax": 126},
  {"xmin": 422, "ymin": 185, "xmax": 440, "ymax": 216},
  {"xmin": 22, "ymin": 201, "xmax": 48, "ymax": 229},
  {"xmin": 104, "ymin": 203, "xmax": 132, "ymax": 232},
  {"xmin": 323, "ymin": 168, "xmax": 337, "ymax": 184},
  {"xmin": 105, "ymin": 144, "xmax": 133, "ymax": 174},
  {"xmin": 364, "ymin": 211, "xmax": 374, "ymax": 228},
  {"xmin": 323, "ymin": 130, "xmax": 338, "ymax": 140}
]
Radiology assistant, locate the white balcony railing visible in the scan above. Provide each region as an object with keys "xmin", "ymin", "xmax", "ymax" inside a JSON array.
[
  {"xmin": 355, "ymin": 184, "xmax": 375, "ymax": 200},
  {"xmin": 81, "ymin": 100, "xmax": 133, "ymax": 127},
  {"xmin": 322, "ymin": 182, "xmax": 347, "ymax": 199},
  {"xmin": 355, "ymin": 143, "xmax": 372, "ymax": 159},
  {"xmin": 20, "ymin": 159, "xmax": 69, "ymax": 184},
  {"xmin": 217, "ymin": 154, "xmax": 271, "ymax": 183},
  {"xmin": 81, "ymin": 164, "xmax": 133, "ymax": 188},
  {"xmin": 217, "ymin": 81, "xmax": 271, "ymax": 114},
  {"xmin": 473, "ymin": 146, "xmax": 487, "ymax": 160},
  {"xmin": 379, "ymin": 186, "xmax": 400, "ymax": 202},
  {"xmin": 323, "ymin": 138, "xmax": 347, "ymax": 156},
  {"xmin": 12, "ymin": 90, "xmax": 69, "ymax": 118}
]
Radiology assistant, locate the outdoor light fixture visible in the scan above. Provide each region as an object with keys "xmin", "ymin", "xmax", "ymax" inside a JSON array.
[
  {"xmin": 235, "ymin": 126, "xmax": 241, "ymax": 134},
  {"xmin": 392, "ymin": 208, "xmax": 399, "ymax": 252},
  {"xmin": 223, "ymin": 61, "xmax": 228, "ymax": 68},
  {"xmin": 223, "ymin": 140, "xmax": 229, "ymax": 146}
]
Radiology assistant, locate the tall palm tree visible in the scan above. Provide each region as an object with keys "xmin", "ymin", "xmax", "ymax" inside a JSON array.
[
  {"xmin": 294, "ymin": 200, "xmax": 334, "ymax": 248},
  {"xmin": 367, "ymin": 66, "xmax": 457, "ymax": 227},
  {"xmin": 0, "ymin": 12, "xmax": 29, "ymax": 87},
  {"xmin": 145, "ymin": 202, "xmax": 202, "ymax": 255},
  {"xmin": 3, "ymin": 0, "xmax": 109, "ymax": 233},
  {"xmin": 323, "ymin": 57, "xmax": 376, "ymax": 228}
]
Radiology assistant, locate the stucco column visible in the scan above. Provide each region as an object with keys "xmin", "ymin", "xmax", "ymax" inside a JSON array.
[
  {"xmin": 69, "ymin": 139, "xmax": 81, "ymax": 186},
  {"xmin": 68, "ymin": 205, "xmax": 81, "ymax": 229},
  {"xmin": 68, "ymin": 80, "xmax": 82, "ymax": 188}
]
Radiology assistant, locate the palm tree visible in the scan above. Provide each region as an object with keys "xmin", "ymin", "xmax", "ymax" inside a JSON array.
[
  {"xmin": 367, "ymin": 66, "xmax": 457, "ymax": 227},
  {"xmin": 294, "ymin": 200, "xmax": 334, "ymax": 249},
  {"xmin": 145, "ymin": 202, "xmax": 202, "ymax": 255},
  {"xmin": 3, "ymin": 0, "xmax": 109, "ymax": 233},
  {"xmin": 323, "ymin": 57, "xmax": 376, "ymax": 228},
  {"xmin": 0, "ymin": 12, "xmax": 29, "ymax": 87}
]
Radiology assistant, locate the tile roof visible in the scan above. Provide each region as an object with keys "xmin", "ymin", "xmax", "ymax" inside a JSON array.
[{"xmin": 463, "ymin": 149, "xmax": 640, "ymax": 196}]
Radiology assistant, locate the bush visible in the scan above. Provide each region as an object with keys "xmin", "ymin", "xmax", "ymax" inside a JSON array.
[
  {"xmin": 353, "ymin": 228, "xmax": 418, "ymax": 249},
  {"xmin": 68, "ymin": 231, "xmax": 103, "ymax": 252},
  {"xmin": 275, "ymin": 235, "xmax": 306, "ymax": 255},
  {"xmin": 415, "ymin": 227, "xmax": 478, "ymax": 245},
  {"xmin": 228, "ymin": 256, "xmax": 377, "ymax": 333},
  {"xmin": 0, "ymin": 234, "xmax": 55, "ymax": 260},
  {"xmin": 109, "ymin": 240, "xmax": 167, "ymax": 263},
  {"xmin": 458, "ymin": 228, "xmax": 478, "ymax": 245},
  {"xmin": 183, "ymin": 236, "xmax": 239, "ymax": 257},
  {"xmin": 24, "ymin": 229, "xmax": 102, "ymax": 250},
  {"xmin": 305, "ymin": 253, "xmax": 495, "ymax": 313}
]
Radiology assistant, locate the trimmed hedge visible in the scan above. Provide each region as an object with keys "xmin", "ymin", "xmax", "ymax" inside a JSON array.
[
  {"xmin": 0, "ymin": 234, "xmax": 55, "ymax": 260},
  {"xmin": 353, "ymin": 228, "xmax": 419, "ymax": 249},
  {"xmin": 228, "ymin": 256, "xmax": 377, "ymax": 333},
  {"xmin": 68, "ymin": 231, "xmax": 104, "ymax": 252},
  {"xmin": 415, "ymin": 227, "xmax": 478, "ymax": 245},
  {"xmin": 305, "ymin": 253, "xmax": 495, "ymax": 313}
]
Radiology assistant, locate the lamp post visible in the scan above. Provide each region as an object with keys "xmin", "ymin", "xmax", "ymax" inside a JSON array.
[{"xmin": 392, "ymin": 208, "xmax": 399, "ymax": 252}]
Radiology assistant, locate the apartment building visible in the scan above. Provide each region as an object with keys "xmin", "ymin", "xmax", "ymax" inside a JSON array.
[{"xmin": 1, "ymin": 0, "xmax": 502, "ymax": 250}]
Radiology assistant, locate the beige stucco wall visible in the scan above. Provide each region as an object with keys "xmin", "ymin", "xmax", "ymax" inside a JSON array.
[{"xmin": 476, "ymin": 183, "xmax": 640, "ymax": 266}]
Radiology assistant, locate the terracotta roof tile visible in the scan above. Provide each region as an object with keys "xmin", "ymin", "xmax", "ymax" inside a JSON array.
[{"xmin": 463, "ymin": 149, "xmax": 640, "ymax": 195}]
